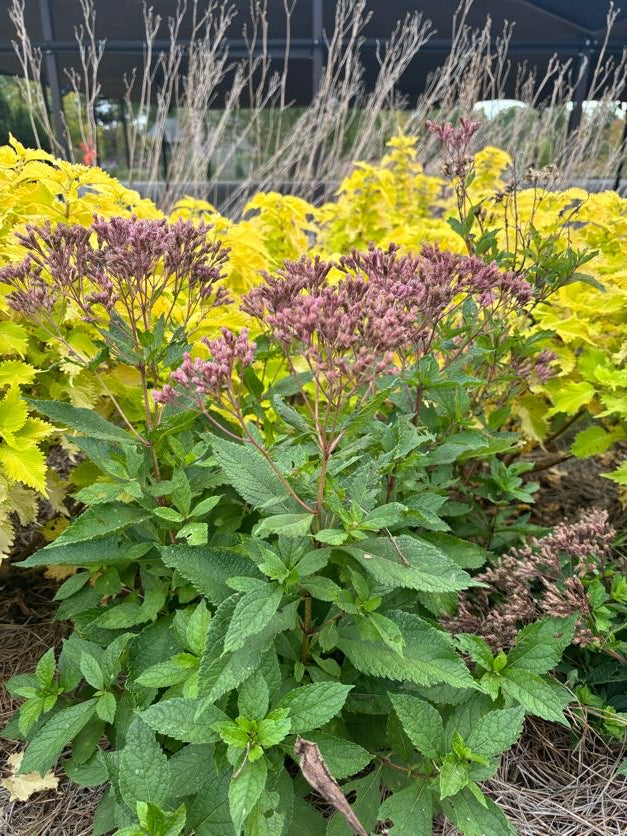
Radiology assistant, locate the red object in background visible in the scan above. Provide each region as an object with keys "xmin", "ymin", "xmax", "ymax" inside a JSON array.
[{"xmin": 80, "ymin": 141, "xmax": 97, "ymax": 166}]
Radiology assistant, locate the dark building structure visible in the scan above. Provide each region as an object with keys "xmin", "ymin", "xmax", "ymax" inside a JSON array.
[{"xmin": 0, "ymin": 1, "xmax": 625, "ymax": 168}]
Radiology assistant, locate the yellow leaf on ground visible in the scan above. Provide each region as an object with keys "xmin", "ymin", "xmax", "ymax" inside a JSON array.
[
  {"xmin": 1, "ymin": 752, "xmax": 59, "ymax": 802},
  {"xmin": 44, "ymin": 562, "xmax": 76, "ymax": 581},
  {"xmin": 41, "ymin": 516, "xmax": 70, "ymax": 543}
]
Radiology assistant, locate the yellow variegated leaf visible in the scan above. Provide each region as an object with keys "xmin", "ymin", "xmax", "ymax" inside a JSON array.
[
  {"xmin": 604, "ymin": 461, "xmax": 627, "ymax": 484},
  {"xmin": 0, "ymin": 360, "xmax": 37, "ymax": 386},
  {"xmin": 0, "ymin": 321, "xmax": 28, "ymax": 356},
  {"xmin": 545, "ymin": 380, "xmax": 596, "ymax": 417},
  {"xmin": 571, "ymin": 426, "xmax": 615, "ymax": 458},
  {"xmin": 598, "ymin": 392, "xmax": 627, "ymax": 417},
  {"xmin": 0, "ymin": 442, "xmax": 48, "ymax": 493},
  {"xmin": 0, "ymin": 513, "xmax": 15, "ymax": 557},
  {"xmin": 13, "ymin": 417, "xmax": 54, "ymax": 445},
  {"xmin": 512, "ymin": 395, "xmax": 549, "ymax": 442},
  {"xmin": 0, "ymin": 387, "xmax": 28, "ymax": 442},
  {"xmin": 7, "ymin": 482, "xmax": 39, "ymax": 525}
]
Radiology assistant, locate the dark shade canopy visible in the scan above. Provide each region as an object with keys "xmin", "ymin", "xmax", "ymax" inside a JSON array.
[{"xmin": 0, "ymin": 1, "xmax": 625, "ymax": 104}]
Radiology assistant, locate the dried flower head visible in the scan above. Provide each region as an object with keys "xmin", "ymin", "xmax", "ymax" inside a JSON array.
[{"xmin": 445, "ymin": 510, "xmax": 618, "ymax": 650}]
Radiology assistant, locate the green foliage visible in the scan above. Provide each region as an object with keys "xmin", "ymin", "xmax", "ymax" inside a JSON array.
[{"xmin": 1, "ymin": 214, "xmax": 583, "ymax": 834}]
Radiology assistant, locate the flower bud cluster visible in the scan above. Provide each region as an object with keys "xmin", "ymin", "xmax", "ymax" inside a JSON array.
[
  {"xmin": 0, "ymin": 216, "xmax": 229, "ymax": 331},
  {"xmin": 241, "ymin": 243, "xmax": 533, "ymax": 398},
  {"xmin": 427, "ymin": 117, "xmax": 481, "ymax": 179},
  {"xmin": 153, "ymin": 328, "xmax": 256, "ymax": 405}
]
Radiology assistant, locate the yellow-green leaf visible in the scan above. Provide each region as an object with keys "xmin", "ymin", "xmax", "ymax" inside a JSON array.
[
  {"xmin": 571, "ymin": 426, "xmax": 614, "ymax": 458},
  {"xmin": 0, "ymin": 360, "xmax": 37, "ymax": 387},
  {"xmin": 0, "ymin": 442, "xmax": 48, "ymax": 493},
  {"xmin": 546, "ymin": 380, "xmax": 595, "ymax": 417},
  {"xmin": 0, "ymin": 322, "xmax": 28, "ymax": 357},
  {"xmin": 0, "ymin": 387, "xmax": 28, "ymax": 442}
]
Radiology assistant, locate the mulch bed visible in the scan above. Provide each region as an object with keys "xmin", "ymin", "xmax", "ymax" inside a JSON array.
[
  {"xmin": 0, "ymin": 571, "xmax": 103, "ymax": 835},
  {"xmin": 0, "ymin": 452, "xmax": 625, "ymax": 834}
]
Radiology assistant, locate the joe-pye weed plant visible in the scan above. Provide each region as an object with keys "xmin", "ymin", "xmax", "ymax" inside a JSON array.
[{"xmin": 0, "ymin": 209, "xmax": 579, "ymax": 835}]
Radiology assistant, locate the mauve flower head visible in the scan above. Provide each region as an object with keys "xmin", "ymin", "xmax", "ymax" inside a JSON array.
[
  {"xmin": 0, "ymin": 257, "xmax": 58, "ymax": 316},
  {"xmin": 0, "ymin": 216, "xmax": 230, "ymax": 333},
  {"xmin": 153, "ymin": 327, "xmax": 256, "ymax": 405},
  {"xmin": 534, "ymin": 349, "xmax": 558, "ymax": 383},
  {"xmin": 427, "ymin": 117, "xmax": 481, "ymax": 179},
  {"xmin": 241, "ymin": 243, "xmax": 533, "ymax": 397}
]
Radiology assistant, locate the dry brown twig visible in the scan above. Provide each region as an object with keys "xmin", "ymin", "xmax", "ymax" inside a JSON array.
[{"xmin": 8, "ymin": 0, "xmax": 627, "ymax": 210}]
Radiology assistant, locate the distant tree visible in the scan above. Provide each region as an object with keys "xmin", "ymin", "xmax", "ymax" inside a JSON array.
[{"xmin": 0, "ymin": 78, "xmax": 51, "ymax": 151}]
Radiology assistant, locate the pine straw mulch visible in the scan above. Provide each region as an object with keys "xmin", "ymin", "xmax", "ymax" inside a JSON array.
[
  {"xmin": 0, "ymin": 448, "xmax": 626, "ymax": 834},
  {"xmin": 0, "ymin": 571, "xmax": 103, "ymax": 836},
  {"xmin": 480, "ymin": 715, "xmax": 627, "ymax": 836}
]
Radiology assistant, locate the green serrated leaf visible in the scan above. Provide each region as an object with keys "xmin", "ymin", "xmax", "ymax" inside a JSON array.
[
  {"xmin": 80, "ymin": 651, "xmax": 104, "ymax": 691},
  {"xmin": 19, "ymin": 538, "xmax": 151, "ymax": 568},
  {"xmin": 277, "ymin": 682, "xmax": 352, "ymax": 734},
  {"xmin": 223, "ymin": 585, "xmax": 284, "ymax": 652},
  {"xmin": 212, "ymin": 436, "xmax": 300, "ymax": 514},
  {"xmin": 465, "ymin": 706, "xmax": 525, "ymax": 758},
  {"xmin": 96, "ymin": 692, "xmax": 117, "ymax": 724},
  {"xmin": 229, "ymin": 758, "xmax": 267, "ymax": 833},
  {"xmin": 135, "ymin": 654, "xmax": 198, "ymax": 687},
  {"xmin": 388, "ymin": 693, "xmax": 445, "ymax": 759},
  {"xmin": 27, "ymin": 399, "xmax": 134, "ymax": 443},
  {"xmin": 507, "ymin": 615, "xmax": 577, "ymax": 675},
  {"xmin": 20, "ymin": 698, "xmax": 98, "ymax": 775},
  {"xmin": 500, "ymin": 669, "xmax": 571, "ymax": 725},
  {"xmin": 440, "ymin": 786, "xmax": 516, "ymax": 835},
  {"xmin": 168, "ymin": 744, "xmax": 215, "ymax": 798},
  {"xmin": 253, "ymin": 513, "xmax": 314, "ymax": 540},
  {"xmin": 159, "ymin": 544, "xmax": 260, "ymax": 605},
  {"xmin": 304, "ymin": 733, "xmax": 372, "ymax": 780},
  {"xmin": 45, "ymin": 502, "xmax": 149, "ymax": 547},
  {"xmin": 118, "ymin": 718, "xmax": 170, "ymax": 809},
  {"xmin": 339, "ymin": 611, "xmax": 477, "ymax": 690},
  {"xmin": 439, "ymin": 753, "xmax": 469, "ymax": 799},
  {"xmin": 378, "ymin": 779, "xmax": 432, "ymax": 835},
  {"xmin": 345, "ymin": 535, "xmax": 475, "ymax": 592},
  {"xmin": 141, "ymin": 697, "xmax": 228, "ymax": 743}
]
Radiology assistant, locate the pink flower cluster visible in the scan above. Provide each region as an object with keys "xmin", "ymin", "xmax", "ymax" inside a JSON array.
[
  {"xmin": 511, "ymin": 348, "xmax": 558, "ymax": 385},
  {"xmin": 153, "ymin": 328, "xmax": 256, "ymax": 405},
  {"xmin": 427, "ymin": 116, "xmax": 480, "ymax": 154},
  {"xmin": 445, "ymin": 509, "xmax": 620, "ymax": 649},
  {"xmin": 241, "ymin": 243, "xmax": 532, "ymax": 395},
  {"xmin": 0, "ymin": 217, "xmax": 229, "ymax": 327},
  {"xmin": 427, "ymin": 117, "xmax": 481, "ymax": 179}
]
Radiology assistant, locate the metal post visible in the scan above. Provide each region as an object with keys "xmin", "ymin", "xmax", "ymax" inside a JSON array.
[
  {"xmin": 312, "ymin": 0, "xmax": 323, "ymax": 96},
  {"xmin": 568, "ymin": 41, "xmax": 593, "ymax": 134},
  {"xmin": 118, "ymin": 99, "xmax": 130, "ymax": 171},
  {"xmin": 37, "ymin": 0, "xmax": 71, "ymax": 158},
  {"xmin": 613, "ymin": 106, "xmax": 627, "ymax": 193}
]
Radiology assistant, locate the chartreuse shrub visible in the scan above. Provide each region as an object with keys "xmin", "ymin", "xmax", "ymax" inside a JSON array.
[
  {"xmin": 0, "ymin": 136, "xmax": 162, "ymax": 554},
  {"xmin": 315, "ymin": 125, "xmax": 627, "ymax": 481},
  {"xmin": 2, "ymin": 216, "xmax": 580, "ymax": 836}
]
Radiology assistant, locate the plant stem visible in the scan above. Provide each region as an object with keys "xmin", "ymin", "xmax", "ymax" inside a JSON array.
[
  {"xmin": 531, "ymin": 453, "xmax": 573, "ymax": 474},
  {"xmin": 301, "ymin": 595, "xmax": 312, "ymax": 664}
]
